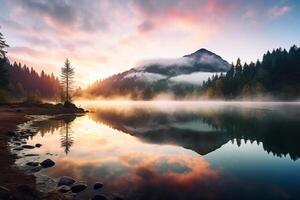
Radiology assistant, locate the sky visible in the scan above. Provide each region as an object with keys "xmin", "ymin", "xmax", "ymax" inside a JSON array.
[{"xmin": 0, "ymin": 0, "xmax": 299, "ymax": 86}]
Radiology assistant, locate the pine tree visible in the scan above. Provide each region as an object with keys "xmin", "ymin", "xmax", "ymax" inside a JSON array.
[
  {"xmin": 60, "ymin": 58, "xmax": 75, "ymax": 102},
  {"xmin": 0, "ymin": 28, "xmax": 9, "ymax": 59},
  {"xmin": 0, "ymin": 28, "xmax": 9, "ymax": 89}
]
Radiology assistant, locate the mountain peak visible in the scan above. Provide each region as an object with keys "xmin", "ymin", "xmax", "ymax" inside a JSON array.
[{"xmin": 183, "ymin": 48, "xmax": 215, "ymax": 58}]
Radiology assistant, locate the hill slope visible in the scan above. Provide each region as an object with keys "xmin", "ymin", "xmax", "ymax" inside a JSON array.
[{"xmin": 85, "ymin": 48, "xmax": 230, "ymax": 99}]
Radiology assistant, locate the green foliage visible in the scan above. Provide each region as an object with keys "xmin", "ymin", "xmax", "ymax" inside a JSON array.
[
  {"xmin": 0, "ymin": 57, "xmax": 9, "ymax": 89},
  {"xmin": 60, "ymin": 58, "xmax": 75, "ymax": 102},
  {"xmin": 0, "ymin": 28, "xmax": 9, "ymax": 59},
  {"xmin": 201, "ymin": 45, "xmax": 300, "ymax": 100}
]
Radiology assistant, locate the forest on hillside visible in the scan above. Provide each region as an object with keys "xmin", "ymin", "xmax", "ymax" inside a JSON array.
[
  {"xmin": 201, "ymin": 45, "xmax": 300, "ymax": 99},
  {"xmin": 0, "ymin": 57, "xmax": 61, "ymax": 102},
  {"xmin": 84, "ymin": 45, "xmax": 300, "ymax": 100},
  {"xmin": 0, "ymin": 29, "xmax": 62, "ymax": 103}
]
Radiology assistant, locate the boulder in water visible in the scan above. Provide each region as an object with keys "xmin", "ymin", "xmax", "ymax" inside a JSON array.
[
  {"xmin": 0, "ymin": 186, "xmax": 11, "ymax": 199},
  {"xmin": 26, "ymin": 162, "xmax": 39, "ymax": 167},
  {"xmin": 71, "ymin": 183, "xmax": 87, "ymax": 193},
  {"xmin": 57, "ymin": 185, "xmax": 71, "ymax": 193},
  {"xmin": 93, "ymin": 182, "xmax": 104, "ymax": 190},
  {"xmin": 40, "ymin": 159, "xmax": 55, "ymax": 168},
  {"xmin": 92, "ymin": 195, "xmax": 108, "ymax": 200},
  {"xmin": 22, "ymin": 145, "xmax": 35, "ymax": 149},
  {"xmin": 35, "ymin": 143, "xmax": 42, "ymax": 148},
  {"xmin": 57, "ymin": 176, "xmax": 76, "ymax": 186}
]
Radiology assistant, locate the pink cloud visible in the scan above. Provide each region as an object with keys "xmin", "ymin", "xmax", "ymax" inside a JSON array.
[
  {"xmin": 268, "ymin": 5, "xmax": 292, "ymax": 19},
  {"xmin": 131, "ymin": 0, "xmax": 238, "ymax": 35}
]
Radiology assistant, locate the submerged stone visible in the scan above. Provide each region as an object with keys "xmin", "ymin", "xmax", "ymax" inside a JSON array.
[
  {"xmin": 13, "ymin": 147, "xmax": 23, "ymax": 151},
  {"xmin": 24, "ymin": 154, "xmax": 39, "ymax": 157},
  {"xmin": 112, "ymin": 196, "xmax": 125, "ymax": 200},
  {"xmin": 35, "ymin": 143, "xmax": 42, "ymax": 148},
  {"xmin": 94, "ymin": 182, "xmax": 104, "ymax": 190},
  {"xmin": 0, "ymin": 186, "xmax": 10, "ymax": 199},
  {"xmin": 71, "ymin": 183, "xmax": 87, "ymax": 193},
  {"xmin": 92, "ymin": 195, "xmax": 108, "ymax": 200},
  {"xmin": 22, "ymin": 145, "xmax": 35, "ymax": 149},
  {"xmin": 57, "ymin": 176, "xmax": 76, "ymax": 186},
  {"xmin": 31, "ymin": 166, "xmax": 42, "ymax": 172},
  {"xmin": 57, "ymin": 185, "xmax": 71, "ymax": 193},
  {"xmin": 26, "ymin": 162, "xmax": 39, "ymax": 167},
  {"xmin": 40, "ymin": 159, "xmax": 55, "ymax": 168}
]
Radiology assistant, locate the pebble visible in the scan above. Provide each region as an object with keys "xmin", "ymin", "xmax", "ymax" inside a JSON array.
[
  {"xmin": 92, "ymin": 195, "xmax": 108, "ymax": 200},
  {"xmin": 0, "ymin": 186, "xmax": 10, "ymax": 199},
  {"xmin": 94, "ymin": 182, "xmax": 104, "ymax": 190},
  {"xmin": 22, "ymin": 145, "xmax": 35, "ymax": 149},
  {"xmin": 71, "ymin": 183, "xmax": 87, "ymax": 193},
  {"xmin": 13, "ymin": 147, "xmax": 23, "ymax": 151},
  {"xmin": 57, "ymin": 185, "xmax": 71, "ymax": 193},
  {"xmin": 26, "ymin": 162, "xmax": 39, "ymax": 167},
  {"xmin": 35, "ymin": 143, "xmax": 42, "ymax": 148},
  {"xmin": 40, "ymin": 159, "xmax": 55, "ymax": 168},
  {"xmin": 31, "ymin": 166, "xmax": 43, "ymax": 172},
  {"xmin": 57, "ymin": 176, "xmax": 76, "ymax": 186},
  {"xmin": 24, "ymin": 154, "xmax": 39, "ymax": 157}
]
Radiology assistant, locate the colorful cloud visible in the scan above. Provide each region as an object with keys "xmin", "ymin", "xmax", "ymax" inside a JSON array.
[{"xmin": 0, "ymin": 0, "xmax": 298, "ymax": 86}]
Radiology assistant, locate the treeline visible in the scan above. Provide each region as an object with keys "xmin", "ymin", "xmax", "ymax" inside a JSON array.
[
  {"xmin": 85, "ymin": 70, "xmax": 201, "ymax": 100},
  {"xmin": 201, "ymin": 45, "xmax": 300, "ymax": 99},
  {"xmin": 85, "ymin": 76, "xmax": 199, "ymax": 100},
  {"xmin": 0, "ymin": 28, "xmax": 61, "ymax": 102},
  {"xmin": 8, "ymin": 61, "xmax": 60, "ymax": 99},
  {"xmin": 0, "ymin": 57, "xmax": 61, "ymax": 102}
]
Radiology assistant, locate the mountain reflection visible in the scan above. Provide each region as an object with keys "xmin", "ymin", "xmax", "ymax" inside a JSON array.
[
  {"xmin": 89, "ymin": 103, "xmax": 300, "ymax": 160},
  {"xmin": 22, "ymin": 102, "xmax": 300, "ymax": 200}
]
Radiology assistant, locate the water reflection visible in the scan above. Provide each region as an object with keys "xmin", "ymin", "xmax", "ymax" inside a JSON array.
[
  {"xmin": 89, "ymin": 102, "xmax": 300, "ymax": 160},
  {"xmin": 20, "ymin": 101, "xmax": 300, "ymax": 200},
  {"xmin": 59, "ymin": 115, "xmax": 75, "ymax": 154}
]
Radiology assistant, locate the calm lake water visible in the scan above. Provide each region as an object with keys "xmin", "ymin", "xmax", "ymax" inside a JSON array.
[{"xmin": 15, "ymin": 101, "xmax": 300, "ymax": 200}]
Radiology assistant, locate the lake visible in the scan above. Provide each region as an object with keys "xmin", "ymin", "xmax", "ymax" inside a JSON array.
[{"xmin": 14, "ymin": 101, "xmax": 300, "ymax": 200}]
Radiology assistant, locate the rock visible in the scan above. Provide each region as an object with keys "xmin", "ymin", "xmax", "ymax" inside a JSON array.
[
  {"xmin": 71, "ymin": 183, "xmax": 87, "ymax": 193},
  {"xmin": 93, "ymin": 182, "xmax": 103, "ymax": 190},
  {"xmin": 40, "ymin": 159, "xmax": 55, "ymax": 168},
  {"xmin": 0, "ymin": 186, "xmax": 11, "ymax": 199},
  {"xmin": 35, "ymin": 143, "xmax": 42, "ymax": 148},
  {"xmin": 31, "ymin": 166, "xmax": 43, "ymax": 172},
  {"xmin": 112, "ymin": 197, "xmax": 125, "ymax": 200},
  {"xmin": 15, "ymin": 185, "xmax": 39, "ymax": 199},
  {"xmin": 92, "ymin": 195, "xmax": 108, "ymax": 200},
  {"xmin": 19, "ymin": 131, "xmax": 26, "ymax": 135},
  {"xmin": 13, "ymin": 147, "xmax": 23, "ymax": 151},
  {"xmin": 26, "ymin": 162, "xmax": 39, "ymax": 167},
  {"xmin": 21, "ymin": 141, "xmax": 27, "ymax": 144},
  {"xmin": 12, "ymin": 138, "xmax": 21, "ymax": 141},
  {"xmin": 22, "ymin": 145, "xmax": 35, "ymax": 149},
  {"xmin": 14, "ymin": 142, "xmax": 21, "ymax": 146},
  {"xmin": 57, "ymin": 176, "xmax": 76, "ymax": 186},
  {"xmin": 7, "ymin": 131, "xmax": 16, "ymax": 136},
  {"xmin": 24, "ymin": 154, "xmax": 39, "ymax": 157},
  {"xmin": 57, "ymin": 185, "xmax": 71, "ymax": 193}
]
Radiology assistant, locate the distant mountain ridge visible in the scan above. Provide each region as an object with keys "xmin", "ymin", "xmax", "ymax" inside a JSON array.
[
  {"xmin": 85, "ymin": 48, "xmax": 230, "ymax": 99},
  {"xmin": 131, "ymin": 48, "xmax": 230, "ymax": 77}
]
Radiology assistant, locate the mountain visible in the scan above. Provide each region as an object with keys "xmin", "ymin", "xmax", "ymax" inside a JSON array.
[{"xmin": 85, "ymin": 48, "xmax": 230, "ymax": 99}]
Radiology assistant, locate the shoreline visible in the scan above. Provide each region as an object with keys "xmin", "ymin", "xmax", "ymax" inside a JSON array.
[{"xmin": 0, "ymin": 103, "xmax": 84, "ymax": 200}]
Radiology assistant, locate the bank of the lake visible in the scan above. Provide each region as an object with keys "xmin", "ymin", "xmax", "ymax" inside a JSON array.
[{"xmin": 0, "ymin": 102, "xmax": 85, "ymax": 200}]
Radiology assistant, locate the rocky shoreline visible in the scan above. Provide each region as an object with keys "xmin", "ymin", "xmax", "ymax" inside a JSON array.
[
  {"xmin": 0, "ymin": 102, "xmax": 84, "ymax": 200},
  {"xmin": 0, "ymin": 103, "xmax": 125, "ymax": 200}
]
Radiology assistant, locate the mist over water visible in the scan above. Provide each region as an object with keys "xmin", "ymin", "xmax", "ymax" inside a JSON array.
[{"xmin": 15, "ymin": 101, "xmax": 300, "ymax": 200}]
